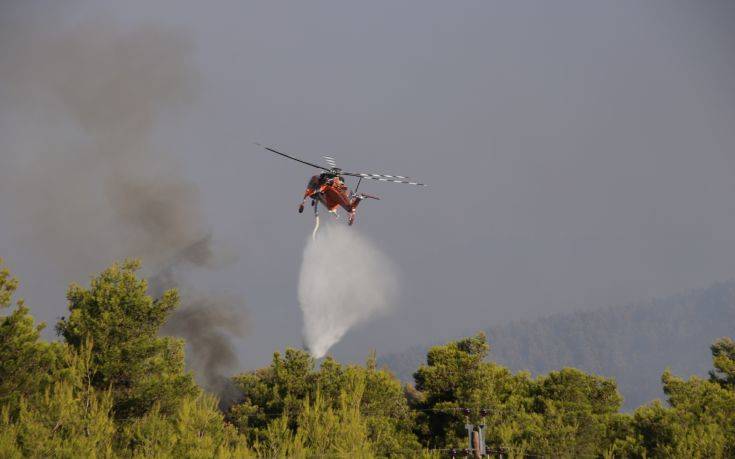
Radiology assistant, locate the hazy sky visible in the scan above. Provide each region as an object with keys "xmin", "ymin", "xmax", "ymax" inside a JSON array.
[{"xmin": 1, "ymin": 0, "xmax": 735, "ymax": 369}]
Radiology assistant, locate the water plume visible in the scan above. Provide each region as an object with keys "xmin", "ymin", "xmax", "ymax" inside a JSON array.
[{"xmin": 298, "ymin": 222, "xmax": 398, "ymax": 358}]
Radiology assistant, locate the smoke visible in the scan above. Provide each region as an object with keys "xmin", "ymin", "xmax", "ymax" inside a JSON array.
[
  {"xmin": 148, "ymin": 236, "xmax": 248, "ymax": 409},
  {"xmin": 299, "ymin": 223, "xmax": 399, "ymax": 358},
  {"xmin": 0, "ymin": 16, "xmax": 202, "ymax": 274},
  {"xmin": 151, "ymin": 239, "xmax": 249, "ymax": 409},
  {"xmin": 160, "ymin": 289, "xmax": 249, "ymax": 410},
  {"xmin": 0, "ymin": 12, "xmax": 246, "ymax": 406}
]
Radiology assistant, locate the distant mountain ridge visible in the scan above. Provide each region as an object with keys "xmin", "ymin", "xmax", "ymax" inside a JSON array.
[{"xmin": 378, "ymin": 281, "xmax": 735, "ymax": 410}]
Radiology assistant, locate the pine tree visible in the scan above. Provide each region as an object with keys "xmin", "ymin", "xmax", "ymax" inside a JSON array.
[
  {"xmin": 55, "ymin": 260, "xmax": 198, "ymax": 420},
  {"xmin": 0, "ymin": 342, "xmax": 116, "ymax": 458},
  {"xmin": 0, "ymin": 259, "xmax": 62, "ymax": 412},
  {"xmin": 710, "ymin": 337, "xmax": 735, "ymax": 390}
]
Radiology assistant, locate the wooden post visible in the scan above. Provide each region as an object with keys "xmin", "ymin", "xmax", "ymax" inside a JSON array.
[{"xmin": 472, "ymin": 431, "xmax": 481, "ymax": 458}]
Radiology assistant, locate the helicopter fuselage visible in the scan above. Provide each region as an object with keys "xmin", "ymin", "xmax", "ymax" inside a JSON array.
[{"xmin": 304, "ymin": 174, "xmax": 353, "ymax": 213}]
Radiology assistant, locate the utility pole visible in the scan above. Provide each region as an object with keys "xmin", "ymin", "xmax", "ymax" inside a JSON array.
[
  {"xmin": 457, "ymin": 408, "xmax": 488, "ymax": 458},
  {"xmin": 478, "ymin": 408, "xmax": 487, "ymax": 457}
]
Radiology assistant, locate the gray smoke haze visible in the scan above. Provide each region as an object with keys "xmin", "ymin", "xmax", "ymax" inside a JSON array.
[
  {"xmin": 0, "ymin": 17, "xmax": 202, "ymax": 273},
  {"xmin": 0, "ymin": 12, "xmax": 246, "ymax": 403},
  {"xmin": 151, "ymin": 239, "xmax": 248, "ymax": 408},
  {"xmin": 160, "ymin": 289, "xmax": 249, "ymax": 410},
  {"xmin": 3, "ymin": 0, "xmax": 735, "ymax": 374},
  {"xmin": 299, "ymin": 223, "xmax": 398, "ymax": 358}
]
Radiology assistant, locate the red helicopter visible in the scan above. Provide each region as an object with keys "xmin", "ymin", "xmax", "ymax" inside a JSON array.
[{"xmin": 258, "ymin": 143, "xmax": 425, "ymax": 226}]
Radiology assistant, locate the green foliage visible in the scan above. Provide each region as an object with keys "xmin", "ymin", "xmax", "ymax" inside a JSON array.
[
  {"xmin": 615, "ymin": 339, "xmax": 735, "ymax": 458},
  {"xmin": 252, "ymin": 374, "xmax": 380, "ymax": 457},
  {"xmin": 530, "ymin": 368, "xmax": 622, "ymax": 457},
  {"xmin": 1, "ymin": 260, "xmax": 250, "ymax": 458},
  {"xmin": 657, "ymin": 370, "xmax": 734, "ymax": 457},
  {"xmin": 412, "ymin": 332, "xmax": 624, "ymax": 456},
  {"xmin": 625, "ymin": 399, "xmax": 729, "ymax": 458},
  {"xmin": 0, "ymin": 259, "xmax": 63, "ymax": 412},
  {"xmin": 0, "ymin": 259, "xmax": 19, "ymax": 309},
  {"xmin": 359, "ymin": 352, "xmax": 420, "ymax": 456},
  {"xmin": 120, "ymin": 394, "xmax": 250, "ymax": 458},
  {"xmin": 55, "ymin": 260, "xmax": 198, "ymax": 420},
  {"xmin": 710, "ymin": 337, "xmax": 735, "ymax": 389},
  {"xmin": 232, "ymin": 349, "xmax": 419, "ymax": 456},
  {"xmin": 1, "ymin": 344, "xmax": 250, "ymax": 458},
  {"xmin": 0, "ymin": 342, "xmax": 116, "ymax": 458},
  {"xmin": 2, "ymin": 258, "xmax": 735, "ymax": 457},
  {"xmin": 229, "ymin": 348, "xmax": 316, "ymax": 438},
  {"xmin": 413, "ymin": 332, "xmax": 495, "ymax": 446},
  {"xmin": 294, "ymin": 378, "xmax": 371, "ymax": 455}
]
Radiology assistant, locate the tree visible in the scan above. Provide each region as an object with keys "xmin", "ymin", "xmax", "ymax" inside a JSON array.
[
  {"xmin": 353, "ymin": 352, "xmax": 421, "ymax": 457},
  {"xmin": 531, "ymin": 368, "xmax": 622, "ymax": 457},
  {"xmin": 0, "ymin": 342, "xmax": 116, "ymax": 458},
  {"xmin": 620, "ymin": 337, "xmax": 735, "ymax": 457},
  {"xmin": 230, "ymin": 348, "xmax": 317, "ymax": 441},
  {"xmin": 412, "ymin": 332, "xmax": 625, "ymax": 456},
  {"xmin": 231, "ymin": 349, "xmax": 420, "ymax": 456},
  {"xmin": 120, "ymin": 394, "xmax": 250, "ymax": 458},
  {"xmin": 6, "ymin": 254, "xmax": 735, "ymax": 457},
  {"xmin": 658, "ymin": 337, "xmax": 735, "ymax": 457},
  {"xmin": 412, "ymin": 333, "xmax": 533, "ymax": 448},
  {"xmin": 55, "ymin": 259, "xmax": 198, "ymax": 420},
  {"xmin": 0, "ymin": 259, "xmax": 62, "ymax": 412},
  {"xmin": 710, "ymin": 337, "xmax": 735, "ymax": 390}
]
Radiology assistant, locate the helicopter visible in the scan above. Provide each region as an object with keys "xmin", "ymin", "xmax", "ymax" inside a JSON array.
[{"xmin": 257, "ymin": 143, "xmax": 425, "ymax": 227}]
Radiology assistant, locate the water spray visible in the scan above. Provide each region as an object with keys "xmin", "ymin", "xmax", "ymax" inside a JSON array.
[
  {"xmin": 298, "ymin": 223, "xmax": 398, "ymax": 358},
  {"xmin": 312, "ymin": 215, "xmax": 320, "ymax": 240}
]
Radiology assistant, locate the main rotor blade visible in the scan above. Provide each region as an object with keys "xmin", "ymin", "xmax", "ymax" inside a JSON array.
[
  {"xmin": 343, "ymin": 172, "xmax": 425, "ymax": 186},
  {"xmin": 256, "ymin": 143, "xmax": 329, "ymax": 171},
  {"xmin": 322, "ymin": 156, "xmax": 337, "ymax": 169},
  {"xmin": 344, "ymin": 172, "xmax": 412, "ymax": 180}
]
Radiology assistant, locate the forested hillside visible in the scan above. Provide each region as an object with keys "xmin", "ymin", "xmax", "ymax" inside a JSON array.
[{"xmin": 379, "ymin": 282, "xmax": 735, "ymax": 410}]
